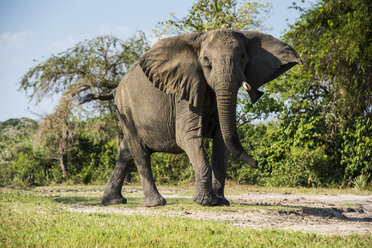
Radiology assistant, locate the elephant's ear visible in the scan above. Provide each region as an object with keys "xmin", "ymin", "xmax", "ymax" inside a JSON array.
[
  {"xmin": 239, "ymin": 31, "xmax": 301, "ymax": 89},
  {"xmin": 139, "ymin": 33, "xmax": 206, "ymax": 109}
]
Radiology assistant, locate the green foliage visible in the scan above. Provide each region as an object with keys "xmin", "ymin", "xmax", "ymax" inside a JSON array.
[
  {"xmin": 352, "ymin": 174, "xmax": 370, "ymax": 190},
  {"xmin": 0, "ymin": 117, "xmax": 119, "ymax": 186},
  {"xmin": 0, "ymin": 118, "xmax": 41, "ymax": 186},
  {"xmin": 340, "ymin": 117, "xmax": 372, "ymax": 181},
  {"xmin": 233, "ymin": 117, "xmax": 333, "ymax": 187},
  {"xmin": 63, "ymin": 117, "xmax": 119, "ymax": 184},
  {"xmin": 17, "ymin": 33, "xmax": 149, "ymax": 181},
  {"xmin": 237, "ymin": 90, "xmax": 283, "ymax": 126},
  {"xmin": 151, "ymin": 153, "xmax": 193, "ymax": 184},
  {"xmin": 11, "ymin": 147, "xmax": 51, "ymax": 187},
  {"xmin": 154, "ymin": 0, "xmax": 271, "ymax": 37},
  {"xmin": 20, "ymin": 33, "xmax": 149, "ymax": 107},
  {"xmin": 282, "ymin": 0, "xmax": 371, "ymax": 119},
  {"xmin": 72, "ymin": 140, "xmax": 118, "ymax": 185}
]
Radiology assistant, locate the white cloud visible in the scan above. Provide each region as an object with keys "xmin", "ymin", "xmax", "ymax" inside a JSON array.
[{"xmin": 0, "ymin": 31, "xmax": 33, "ymax": 51}]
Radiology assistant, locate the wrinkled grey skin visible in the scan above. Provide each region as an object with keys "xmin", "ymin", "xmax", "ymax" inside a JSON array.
[{"xmin": 98, "ymin": 30, "xmax": 301, "ymax": 207}]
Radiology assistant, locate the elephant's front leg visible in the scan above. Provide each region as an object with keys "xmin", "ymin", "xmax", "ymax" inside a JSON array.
[
  {"xmin": 187, "ymin": 139, "xmax": 219, "ymax": 206},
  {"xmin": 176, "ymin": 101, "xmax": 218, "ymax": 206},
  {"xmin": 212, "ymin": 127, "xmax": 230, "ymax": 206}
]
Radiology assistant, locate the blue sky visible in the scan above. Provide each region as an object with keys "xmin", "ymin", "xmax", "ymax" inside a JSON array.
[{"xmin": 0, "ymin": 0, "xmax": 315, "ymax": 122}]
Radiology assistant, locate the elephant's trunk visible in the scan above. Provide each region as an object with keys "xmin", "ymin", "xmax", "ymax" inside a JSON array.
[{"xmin": 215, "ymin": 88, "xmax": 258, "ymax": 168}]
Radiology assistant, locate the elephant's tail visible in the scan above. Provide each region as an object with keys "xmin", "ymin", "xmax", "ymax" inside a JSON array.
[{"xmin": 79, "ymin": 89, "xmax": 116, "ymax": 104}]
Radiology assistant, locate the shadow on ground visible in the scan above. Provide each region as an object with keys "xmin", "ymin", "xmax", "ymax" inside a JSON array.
[
  {"xmin": 234, "ymin": 201, "xmax": 372, "ymax": 223},
  {"xmin": 52, "ymin": 196, "xmax": 101, "ymax": 206}
]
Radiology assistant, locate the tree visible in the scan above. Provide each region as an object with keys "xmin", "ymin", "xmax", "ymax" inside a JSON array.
[
  {"xmin": 265, "ymin": 0, "xmax": 372, "ymax": 184},
  {"xmin": 0, "ymin": 118, "xmax": 41, "ymax": 186},
  {"xmin": 20, "ymin": 33, "xmax": 150, "ymax": 176},
  {"xmin": 20, "ymin": 33, "xmax": 149, "ymax": 115},
  {"xmin": 154, "ymin": 0, "xmax": 271, "ymax": 37},
  {"xmin": 282, "ymin": 0, "xmax": 371, "ymax": 120},
  {"xmin": 34, "ymin": 93, "xmax": 76, "ymax": 177}
]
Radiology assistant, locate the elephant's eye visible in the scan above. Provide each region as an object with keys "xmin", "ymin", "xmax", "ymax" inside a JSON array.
[{"xmin": 202, "ymin": 56, "xmax": 212, "ymax": 68}]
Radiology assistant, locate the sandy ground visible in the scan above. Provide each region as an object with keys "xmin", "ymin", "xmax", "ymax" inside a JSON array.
[{"xmin": 65, "ymin": 190, "xmax": 372, "ymax": 235}]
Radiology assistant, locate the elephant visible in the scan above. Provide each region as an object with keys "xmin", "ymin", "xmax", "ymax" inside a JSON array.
[{"xmin": 83, "ymin": 30, "xmax": 301, "ymax": 207}]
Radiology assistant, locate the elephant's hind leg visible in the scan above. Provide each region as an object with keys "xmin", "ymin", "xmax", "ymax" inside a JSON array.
[{"xmin": 102, "ymin": 139, "xmax": 133, "ymax": 206}]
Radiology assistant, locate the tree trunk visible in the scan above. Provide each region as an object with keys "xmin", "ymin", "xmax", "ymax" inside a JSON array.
[
  {"xmin": 59, "ymin": 156, "xmax": 67, "ymax": 177},
  {"xmin": 58, "ymin": 143, "xmax": 67, "ymax": 177}
]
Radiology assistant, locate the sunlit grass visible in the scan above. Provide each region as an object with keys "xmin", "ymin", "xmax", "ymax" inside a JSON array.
[
  {"xmin": 338, "ymin": 203, "xmax": 363, "ymax": 208},
  {"xmin": 1, "ymin": 190, "xmax": 371, "ymax": 248}
]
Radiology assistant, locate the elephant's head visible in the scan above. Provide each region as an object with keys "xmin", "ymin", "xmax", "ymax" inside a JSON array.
[{"xmin": 139, "ymin": 30, "xmax": 301, "ymax": 168}]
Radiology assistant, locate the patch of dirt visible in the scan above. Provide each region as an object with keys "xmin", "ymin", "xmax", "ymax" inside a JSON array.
[{"xmin": 66, "ymin": 192, "xmax": 372, "ymax": 235}]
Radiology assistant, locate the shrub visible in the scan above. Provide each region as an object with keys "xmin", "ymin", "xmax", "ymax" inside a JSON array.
[{"xmin": 341, "ymin": 117, "xmax": 372, "ymax": 182}]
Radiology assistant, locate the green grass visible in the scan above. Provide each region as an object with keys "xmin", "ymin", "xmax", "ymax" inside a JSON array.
[
  {"xmin": 338, "ymin": 203, "xmax": 363, "ymax": 208},
  {"xmin": 1, "ymin": 188, "xmax": 371, "ymax": 247}
]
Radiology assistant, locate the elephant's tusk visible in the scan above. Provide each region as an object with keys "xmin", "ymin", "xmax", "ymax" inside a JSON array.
[{"xmin": 242, "ymin": 81, "xmax": 251, "ymax": 91}]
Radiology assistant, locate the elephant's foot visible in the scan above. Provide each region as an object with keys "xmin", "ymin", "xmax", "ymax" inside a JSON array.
[
  {"xmin": 144, "ymin": 193, "xmax": 166, "ymax": 207},
  {"xmin": 193, "ymin": 190, "xmax": 218, "ymax": 206},
  {"xmin": 101, "ymin": 193, "xmax": 127, "ymax": 206},
  {"xmin": 213, "ymin": 188, "xmax": 230, "ymax": 206},
  {"xmin": 216, "ymin": 196, "xmax": 230, "ymax": 206}
]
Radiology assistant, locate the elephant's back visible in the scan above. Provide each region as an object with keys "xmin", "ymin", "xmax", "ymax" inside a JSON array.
[{"xmin": 115, "ymin": 63, "xmax": 181, "ymax": 153}]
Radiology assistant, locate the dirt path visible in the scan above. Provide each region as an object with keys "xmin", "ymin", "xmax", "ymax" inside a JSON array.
[{"xmin": 65, "ymin": 191, "xmax": 372, "ymax": 235}]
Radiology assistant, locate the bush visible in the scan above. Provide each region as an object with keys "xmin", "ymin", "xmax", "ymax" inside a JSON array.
[
  {"xmin": 151, "ymin": 153, "xmax": 192, "ymax": 184},
  {"xmin": 341, "ymin": 117, "xmax": 372, "ymax": 182},
  {"xmin": 68, "ymin": 136, "xmax": 118, "ymax": 184},
  {"xmin": 11, "ymin": 146, "xmax": 51, "ymax": 187},
  {"xmin": 352, "ymin": 173, "xmax": 370, "ymax": 190},
  {"xmin": 1, "ymin": 112, "xmax": 370, "ymax": 188},
  {"xmin": 265, "ymin": 147, "xmax": 329, "ymax": 187}
]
